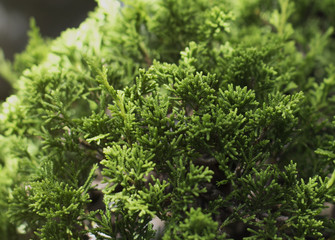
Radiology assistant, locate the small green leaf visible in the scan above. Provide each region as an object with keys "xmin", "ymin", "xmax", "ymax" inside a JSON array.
[{"xmin": 86, "ymin": 133, "xmax": 110, "ymax": 144}]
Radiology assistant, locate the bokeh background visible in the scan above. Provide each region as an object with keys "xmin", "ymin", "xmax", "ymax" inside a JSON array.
[{"xmin": 0, "ymin": 0, "xmax": 97, "ymax": 100}]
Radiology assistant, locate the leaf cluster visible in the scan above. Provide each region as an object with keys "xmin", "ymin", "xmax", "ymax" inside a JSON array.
[{"xmin": 1, "ymin": 0, "xmax": 335, "ymax": 239}]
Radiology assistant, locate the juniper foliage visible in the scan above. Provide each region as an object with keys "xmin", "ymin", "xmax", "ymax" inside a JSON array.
[{"xmin": 1, "ymin": 0, "xmax": 335, "ymax": 239}]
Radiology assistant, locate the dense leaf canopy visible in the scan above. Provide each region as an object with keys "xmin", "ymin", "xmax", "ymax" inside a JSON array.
[{"xmin": 1, "ymin": 0, "xmax": 335, "ymax": 239}]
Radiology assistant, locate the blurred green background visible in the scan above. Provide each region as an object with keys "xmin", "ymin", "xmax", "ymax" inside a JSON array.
[{"xmin": 0, "ymin": 0, "xmax": 97, "ymax": 100}]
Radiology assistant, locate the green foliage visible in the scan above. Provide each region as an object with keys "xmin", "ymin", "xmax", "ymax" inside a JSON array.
[
  {"xmin": 1, "ymin": 0, "xmax": 335, "ymax": 239},
  {"xmin": 13, "ymin": 19, "xmax": 49, "ymax": 76},
  {"xmin": 163, "ymin": 208, "xmax": 225, "ymax": 240}
]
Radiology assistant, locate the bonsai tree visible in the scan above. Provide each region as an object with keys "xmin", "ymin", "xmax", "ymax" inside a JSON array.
[{"xmin": 1, "ymin": 0, "xmax": 335, "ymax": 239}]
